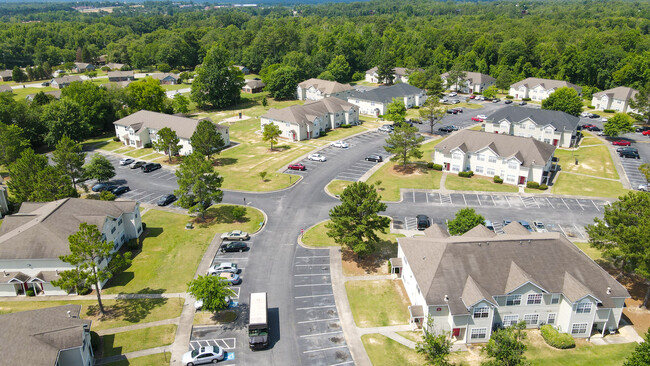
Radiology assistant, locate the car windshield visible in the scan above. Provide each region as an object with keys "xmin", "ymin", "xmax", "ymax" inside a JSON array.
[{"xmin": 191, "ymin": 349, "xmax": 199, "ymax": 357}]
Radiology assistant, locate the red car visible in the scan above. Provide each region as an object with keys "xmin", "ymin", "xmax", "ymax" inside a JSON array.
[
  {"xmin": 643, "ymin": 130, "xmax": 650, "ymax": 136},
  {"xmin": 582, "ymin": 124, "xmax": 596, "ymax": 129},
  {"xmin": 287, "ymin": 163, "xmax": 306, "ymax": 171},
  {"xmin": 469, "ymin": 95, "xmax": 476, "ymax": 99},
  {"xmin": 471, "ymin": 117, "xmax": 483, "ymax": 122},
  {"xmin": 612, "ymin": 140, "xmax": 631, "ymax": 146}
]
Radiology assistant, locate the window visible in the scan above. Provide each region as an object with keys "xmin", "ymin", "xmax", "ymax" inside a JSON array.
[
  {"xmin": 477, "ymin": 153, "xmax": 485, "ymax": 161},
  {"xmin": 473, "ymin": 307, "xmax": 489, "ymax": 318},
  {"xmin": 452, "ymin": 165, "xmax": 460, "ymax": 172},
  {"xmin": 487, "ymin": 168, "xmax": 496, "ymax": 176},
  {"xmin": 470, "ymin": 328, "xmax": 487, "ymax": 339},
  {"xmin": 571, "ymin": 323, "xmax": 588, "ymax": 334},
  {"xmin": 524, "ymin": 314, "xmax": 539, "ymax": 325},
  {"xmin": 527, "ymin": 294, "xmax": 542, "ymax": 305},
  {"xmin": 506, "ymin": 175, "xmax": 516, "ymax": 183},
  {"xmin": 475, "ymin": 166, "xmax": 484, "ymax": 174},
  {"xmin": 453, "ymin": 152, "xmax": 463, "ymax": 160},
  {"xmin": 506, "ymin": 294, "xmax": 521, "ymax": 306},
  {"xmin": 488, "ymin": 156, "xmax": 497, "ymax": 163},
  {"xmin": 547, "ymin": 313, "xmax": 556, "ymax": 324},
  {"xmin": 110, "ymin": 227, "xmax": 116, "ymax": 234},
  {"xmin": 137, "ymin": 227, "xmax": 142, "ymax": 234},
  {"xmin": 576, "ymin": 302, "xmax": 592, "ymax": 314},
  {"xmin": 528, "ymin": 124, "xmax": 535, "ymax": 130},
  {"xmin": 508, "ymin": 161, "xmax": 519, "ymax": 169},
  {"xmin": 544, "ymin": 138, "xmax": 551, "ymax": 144},
  {"xmin": 118, "ymin": 218, "xmax": 123, "ymax": 226},
  {"xmin": 503, "ymin": 314, "xmax": 519, "ymax": 327},
  {"xmin": 551, "ymin": 294, "xmax": 560, "ymax": 304}
]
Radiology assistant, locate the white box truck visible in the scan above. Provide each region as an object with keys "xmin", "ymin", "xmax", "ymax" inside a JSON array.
[{"xmin": 249, "ymin": 292, "xmax": 269, "ymax": 349}]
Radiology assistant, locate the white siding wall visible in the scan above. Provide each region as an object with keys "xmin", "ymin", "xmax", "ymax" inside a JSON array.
[
  {"xmin": 466, "ymin": 300, "xmax": 495, "ymax": 344},
  {"xmin": 348, "ymin": 98, "xmax": 386, "ymax": 116},
  {"xmin": 0, "ymin": 284, "xmax": 18, "ymax": 296},
  {"xmin": 567, "ymin": 297, "xmax": 599, "ymax": 338}
]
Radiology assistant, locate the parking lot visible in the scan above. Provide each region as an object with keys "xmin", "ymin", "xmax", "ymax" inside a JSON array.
[{"xmin": 620, "ymin": 156, "xmax": 647, "ymax": 189}]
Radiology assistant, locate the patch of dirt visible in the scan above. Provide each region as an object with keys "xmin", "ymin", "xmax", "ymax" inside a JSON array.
[
  {"xmin": 390, "ymin": 163, "xmax": 428, "ymax": 176},
  {"xmin": 341, "ymin": 249, "xmax": 390, "ymax": 276}
]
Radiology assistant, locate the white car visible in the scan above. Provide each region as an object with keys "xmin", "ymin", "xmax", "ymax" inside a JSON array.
[
  {"xmin": 601, "ymin": 117, "xmax": 609, "ymax": 123},
  {"xmin": 182, "ymin": 346, "xmax": 224, "ymax": 365},
  {"xmin": 331, "ymin": 141, "xmax": 349, "ymax": 148},
  {"xmin": 308, "ymin": 153, "xmax": 327, "ymax": 162},
  {"xmin": 533, "ymin": 221, "xmax": 547, "ymax": 232},
  {"xmin": 639, "ymin": 184, "xmax": 648, "ymax": 192},
  {"xmin": 378, "ymin": 125, "xmax": 392, "ymax": 133},
  {"xmin": 194, "ymin": 296, "xmax": 232, "ymax": 310},
  {"xmin": 580, "ymin": 112, "xmax": 591, "ymax": 118},
  {"xmin": 208, "ymin": 262, "xmax": 239, "ymax": 275},
  {"xmin": 476, "ymin": 114, "xmax": 487, "ymax": 120},
  {"xmin": 221, "ymin": 230, "xmax": 249, "ymax": 241},
  {"xmin": 449, "ymin": 92, "xmax": 458, "ymax": 97},
  {"xmin": 119, "ymin": 158, "xmax": 135, "ymax": 166}
]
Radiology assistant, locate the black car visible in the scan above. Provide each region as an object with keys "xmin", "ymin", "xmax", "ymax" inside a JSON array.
[
  {"xmin": 616, "ymin": 146, "xmax": 638, "ymax": 153},
  {"xmin": 590, "ymin": 113, "xmax": 601, "ymax": 118},
  {"xmin": 519, "ymin": 101, "xmax": 527, "ymax": 105},
  {"xmin": 504, "ymin": 100, "xmax": 513, "ymax": 104},
  {"xmin": 365, "ymin": 154, "xmax": 383, "ymax": 162},
  {"xmin": 454, "ymin": 107, "xmax": 463, "ymax": 113},
  {"xmin": 92, "ymin": 183, "xmax": 116, "ymax": 192},
  {"xmin": 619, "ymin": 150, "xmax": 640, "ymax": 159},
  {"xmin": 142, "ymin": 163, "xmax": 162, "ymax": 172},
  {"xmin": 446, "ymin": 109, "xmax": 454, "ymax": 114},
  {"xmin": 438, "ymin": 126, "xmax": 454, "ymax": 133},
  {"xmin": 636, "ymin": 126, "xmax": 650, "ymax": 133},
  {"xmin": 588, "ymin": 126, "xmax": 602, "ymax": 132},
  {"xmin": 449, "ymin": 125, "xmax": 460, "ymax": 131},
  {"xmin": 111, "ymin": 186, "xmax": 130, "ymax": 195},
  {"xmin": 221, "ymin": 242, "xmax": 248, "ymax": 253},
  {"xmin": 157, "ymin": 194, "xmax": 176, "ymax": 206},
  {"xmin": 130, "ymin": 161, "xmax": 146, "ymax": 169},
  {"xmin": 416, "ymin": 214, "xmax": 430, "ymax": 230}
]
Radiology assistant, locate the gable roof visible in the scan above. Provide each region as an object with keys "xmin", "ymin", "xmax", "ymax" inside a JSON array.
[
  {"xmin": 486, "ymin": 106, "xmax": 580, "ymax": 132},
  {"xmin": 436, "ymin": 130, "xmax": 556, "ymax": 168},
  {"xmin": 398, "ymin": 227, "xmax": 629, "ymax": 315},
  {"xmin": 113, "ymin": 110, "xmax": 206, "ymax": 140},
  {"xmin": 348, "ymin": 83, "xmax": 424, "ymax": 104},
  {"xmin": 592, "ymin": 86, "xmax": 638, "ymax": 101},
  {"xmin": 245, "ymin": 79, "xmax": 266, "ymax": 88},
  {"xmin": 52, "ymin": 75, "xmax": 83, "ymax": 85},
  {"xmin": 108, "ymin": 70, "xmax": 134, "ymax": 78},
  {"xmin": 0, "ymin": 305, "xmax": 91, "ymax": 366},
  {"xmin": 26, "ymin": 90, "xmax": 62, "ymax": 100},
  {"xmin": 0, "ymin": 198, "xmax": 137, "ymax": 260},
  {"xmin": 423, "ymin": 224, "xmax": 449, "ymax": 238},
  {"xmin": 262, "ymin": 97, "xmax": 357, "ymax": 128},
  {"xmin": 150, "ymin": 73, "xmax": 179, "ymax": 81},
  {"xmin": 106, "ymin": 62, "xmax": 126, "ymax": 70},
  {"xmin": 366, "ymin": 67, "xmax": 423, "ymax": 77},
  {"xmin": 0, "ymin": 69, "xmax": 12, "ymax": 78},
  {"xmin": 74, "ymin": 62, "xmax": 91, "ymax": 69},
  {"xmin": 510, "ymin": 77, "xmax": 581, "ymax": 92},
  {"xmin": 462, "ymin": 224, "xmax": 497, "ymax": 238},
  {"xmin": 440, "ymin": 71, "xmax": 495, "ymax": 85},
  {"xmin": 298, "ymin": 78, "xmax": 354, "ymax": 95},
  {"xmin": 0, "ymin": 84, "xmax": 12, "ymax": 93}
]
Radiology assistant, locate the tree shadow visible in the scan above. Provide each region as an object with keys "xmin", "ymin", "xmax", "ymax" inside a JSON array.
[
  {"xmin": 273, "ymin": 144, "xmax": 292, "ymax": 151},
  {"xmin": 86, "ymin": 288, "xmax": 168, "ymax": 324},
  {"xmin": 341, "ymin": 238, "xmax": 398, "ymax": 274},
  {"xmin": 197, "ymin": 205, "xmax": 250, "ymax": 227},
  {"xmin": 214, "ymin": 157, "xmax": 238, "ymax": 166},
  {"xmin": 392, "ymin": 163, "xmax": 427, "ymax": 175}
]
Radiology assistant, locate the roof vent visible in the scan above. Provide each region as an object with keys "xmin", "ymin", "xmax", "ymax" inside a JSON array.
[
  {"xmin": 478, "ymin": 242, "xmax": 482, "ymax": 247},
  {"xmin": 67, "ymin": 310, "xmax": 71, "ymax": 318},
  {"xmin": 3, "ymin": 271, "xmax": 7, "ymax": 277},
  {"xmin": 444, "ymin": 294, "xmax": 449, "ymax": 302},
  {"xmin": 607, "ymin": 287, "xmax": 611, "ymax": 295},
  {"xmin": 519, "ymin": 241, "xmax": 523, "ymax": 245}
]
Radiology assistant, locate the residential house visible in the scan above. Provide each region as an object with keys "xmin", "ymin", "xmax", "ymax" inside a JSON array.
[
  {"xmin": 440, "ymin": 71, "xmax": 496, "ymax": 93},
  {"xmin": 260, "ymin": 97, "xmax": 359, "ymax": 141},
  {"xmin": 591, "ymin": 87, "xmax": 639, "ymax": 114},
  {"xmin": 100, "ymin": 80, "xmax": 132, "ymax": 89},
  {"xmin": 107, "ymin": 70, "xmax": 134, "ymax": 82},
  {"xmin": 347, "ymin": 83, "xmax": 427, "ymax": 116},
  {"xmin": 0, "ymin": 198, "xmax": 142, "ymax": 296},
  {"xmin": 0, "ymin": 84, "xmax": 13, "ymax": 93},
  {"xmin": 51, "ymin": 75, "xmax": 83, "ymax": 89},
  {"xmin": 235, "ymin": 65, "xmax": 250, "ymax": 74},
  {"xmin": 364, "ymin": 67, "xmax": 423, "ymax": 84},
  {"xmin": 25, "ymin": 90, "xmax": 62, "ymax": 101},
  {"xmin": 72, "ymin": 62, "xmax": 95, "ymax": 73},
  {"xmin": 433, "ymin": 129, "xmax": 556, "ymax": 185},
  {"xmin": 0, "ymin": 305, "xmax": 94, "ymax": 366},
  {"xmin": 0, "ymin": 69, "xmax": 12, "ymax": 81},
  {"xmin": 243, "ymin": 79, "xmax": 265, "ymax": 93},
  {"xmin": 151, "ymin": 73, "xmax": 180, "ymax": 85},
  {"xmin": 509, "ymin": 78, "xmax": 582, "ymax": 101},
  {"xmin": 113, "ymin": 110, "xmax": 229, "ymax": 155},
  {"xmin": 97, "ymin": 54, "xmax": 108, "ymax": 65},
  {"xmin": 297, "ymin": 78, "xmax": 355, "ymax": 101},
  {"xmin": 483, "ymin": 106, "xmax": 580, "ymax": 148},
  {"xmin": 106, "ymin": 62, "xmax": 126, "ymax": 70},
  {"xmin": 391, "ymin": 223, "xmax": 629, "ymax": 343},
  {"xmin": 0, "ymin": 185, "xmax": 8, "ymax": 217}
]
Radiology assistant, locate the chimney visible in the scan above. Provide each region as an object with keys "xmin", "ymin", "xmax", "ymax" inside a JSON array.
[
  {"xmin": 55, "ymin": 269, "xmax": 59, "ymax": 275},
  {"xmin": 607, "ymin": 287, "xmax": 611, "ymax": 294},
  {"xmin": 3, "ymin": 271, "xmax": 7, "ymax": 277},
  {"xmin": 444, "ymin": 294, "xmax": 449, "ymax": 302}
]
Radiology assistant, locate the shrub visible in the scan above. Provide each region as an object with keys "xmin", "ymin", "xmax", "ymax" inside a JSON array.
[
  {"xmin": 540, "ymin": 324, "xmax": 575, "ymax": 349},
  {"xmin": 171, "ymin": 69, "xmax": 180, "ymax": 74},
  {"xmin": 539, "ymin": 184, "xmax": 548, "ymax": 190},
  {"xmin": 231, "ymin": 206, "xmax": 246, "ymax": 221},
  {"xmin": 493, "ymin": 175, "xmax": 503, "ymax": 184},
  {"xmin": 426, "ymin": 162, "xmax": 434, "ymax": 169},
  {"xmin": 603, "ymin": 109, "xmax": 616, "ymax": 113},
  {"xmin": 99, "ymin": 190, "xmax": 116, "ymax": 201},
  {"xmin": 90, "ymin": 331, "xmax": 100, "ymax": 352},
  {"xmin": 473, "ymin": 91, "xmax": 481, "ymax": 95},
  {"xmin": 144, "ymin": 142, "xmax": 152, "ymax": 148},
  {"xmin": 113, "ymin": 136, "xmax": 120, "ymax": 142},
  {"xmin": 458, "ymin": 171, "xmax": 474, "ymax": 178},
  {"xmin": 339, "ymin": 124, "xmax": 352, "ymax": 128},
  {"xmin": 522, "ymin": 97, "xmax": 531, "ymax": 101},
  {"xmin": 432, "ymin": 164, "xmax": 443, "ymax": 171},
  {"xmin": 351, "ymin": 71, "xmax": 365, "ymax": 81},
  {"xmin": 26, "ymin": 289, "xmax": 35, "ymax": 296},
  {"xmin": 526, "ymin": 181, "xmax": 540, "ymax": 189},
  {"xmin": 505, "ymin": 95, "xmax": 514, "ymax": 99},
  {"xmin": 411, "ymin": 105, "xmax": 419, "ymax": 109},
  {"xmin": 587, "ymin": 105, "xmax": 595, "ymax": 109}
]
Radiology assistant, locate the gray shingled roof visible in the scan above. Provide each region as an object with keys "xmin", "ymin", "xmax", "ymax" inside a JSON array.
[
  {"xmin": 423, "ymin": 224, "xmax": 449, "ymax": 238},
  {"xmin": 0, "ymin": 305, "xmax": 91, "ymax": 366},
  {"xmin": 245, "ymin": 79, "xmax": 266, "ymax": 88},
  {"xmin": 52, "ymin": 75, "xmax": 83, "ymax": 85},
  {"xmin": 113, "ymin": 110, "xmax": 206, "ymax": 140},
  {"xmin": 366, "ymin": 66, "xmax": 423, "ymax": 77},
  {"xmin": 592, "ymin": 86, "xmax": 638, "ymax": 101},
  {"xmin": 150, "ymin": 73, "xmax": 179, "ymax": 81},
  {"xmin": 0, "ymin": 198, "xmax": 137, "ymax": 260},
  {"xmin": 0, "ymin": 69, "xmax": 12, "ymax": 78},
  {"xmin": 510, "ymin": 77, "xmax": 581, "ymax": 92},
  {"xmin": 106, "ymin": 62, "xmax": 125, "ymax": 70},
  {"xmin": 298, "ymin": 78, "xmax": 353, "ymax": 94},
  {"xmin": 487, "ymin": 106, "xmax": 580, "ymax": 132},
  {"xmin": 435, "ymin": 130, "xmax": 556, "ymax": 168},
  {"xmin": 398, "ymin": 228, "xmax": 629, "ymax": 315},
  {"xmin": 262, "ymin": 97, "xmax": 357, "ymax": 127},
  {"xmin": 348, "ymin": 83, "xmax": 424, "ymax": 104},
  {"xmin": 441, "ymin": 71, "xmax": 495, "ymax": 84},
  {"xmin": 26, "ymin": 90, "xmax": 62, "ymax": 101},
  {"xmin": 0, "ymin": 84, "xmax": 12, "ymax": 93},
  {"xmin": 108, "ymin": 70, "xmax": 134, "ymax": 78}
]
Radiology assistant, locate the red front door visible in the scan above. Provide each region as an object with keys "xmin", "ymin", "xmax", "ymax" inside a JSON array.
[
  {"xmin": 452, "ymin": 328, "xmax": 461, "ymax": 337},
  {"xmin": 519, "ymin": 176, "xmax": 526, "ymax": 185},
  {"xmin": 445, "ymin": 163, "xmax": 450, "ymax": 171},
  {"xmin": 553, "ymin": 139, "xmax": 558, "ymax": 146}
]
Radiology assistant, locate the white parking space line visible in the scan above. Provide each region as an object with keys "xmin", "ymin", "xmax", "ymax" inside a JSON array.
[
  {"xmin": 304, "ymin": 345, "xmax": 349, "ymax": 354},
  {"xmin": 573, "ymin": 224, "xmax": 586, "ymax": 239},
  {"xmin": 295, "ymin": 283, "xmax": 332, "ymax": 287},
  {"xmin": 295, "ymin": 273, "xmax": 331, "ymax": 277},
  {"xmin": 491, "ymin": 195, "xmax": 496, "ymax": 206},
  {"xmin": 426, "ymin": 194, "xmax": 429, "ymax": 203},
  {"xmin": 545, "ymin": 197, "xmax": 555, "ymax": 209},
  {"xmin": 296, "ymin": 305, "xmax": 337, "ymax": 310},
  {"xmin": 476, "ymin": 194, "xmax": 481, "ymax": 205},
  {"xmin": 295, "ymin": 264, "xmax": 330, "ymax": 267},
  {"xmin": 295, "ymin": 294, "xmax": 334, "ymax": 299},
  {"xmin": 575, "ymin": 200, "xmax": 585, "ymax": 210},
  {"xmin": 504, "ymin": 196, "xmax": 511, "ymax": 207},
  {"xmin": 560, "ymin": 198, "xmax": 570, "ymax": 210},
  {"xmin": 462, "ymin": 194, "xmax": 467, "ymax": 206},
  {"xmin": 412, "ymin": 192, "xmax": 415, "ymax": 203},
  {"xmin": 557, "ymin": 224, "xmax": 568, "ymax": 237},
  {"xmin": 297, "ymin": 318, "xmax": 339, "ymax": 324},
  {"xmin": 330, "ymin": 361, "xmax": 355, "ymax": 366},
  {"xmin": 296, "ymin": 256, "xmax": 330, "ymax": 259},
  {"xmin": 300, "ymin": 331, "xmax": 342, "ymax": 338},
  {"xmin": 591, "ymin": 200, "xmax": 600, "ymax": 212}
]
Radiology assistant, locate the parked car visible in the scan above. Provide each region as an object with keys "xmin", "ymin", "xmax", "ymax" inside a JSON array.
[
  {"xmin": 581, "ymin": 124, "xmax": 596, "ymax": 129},
  {"xmin": 449, "ymin": 125, "xmax": 460, "ymax": 131},
  {"xmin": 218, "ymin": 272, "xmax": 242, "ymax": 285},
  {"xmin": 504, "ymin": 99, "xmax": 513, "ymax": 104},
  {"xmin": 142, "ymin": 163, "xmax": 161, "ymax": 172},
  {"xmin": 438, "ymin": 126, "xmax": 454, "ymax": 133},
  {"xmin": 453, "ymin": 107, "xmax": 463, "ymax": 113},
  {"xmin": 590, "ymin": 113, "xmax": 601, "ymax": 118},
  {"xmin": 365, "ymin": 154, "xmax": 383, "ymax": 162},
  {"xmin": 130, "ymin": 161, "xmax": 146, "ymax": 169},
  {"xmin": 378, "ymin": 125, "xmax": 393, "ymax": 133},
  {"xmin": 533, "ymin": 221, "xmax": 547, "ymax": 232},
  {"xmin": 446, "ymin": 108, "xmax": 456, "ymax": 114},
  {"xmin": 477, "ymin": 96, "xmax": 485, "ymax": 101},
  {"xmin": 643, "ymin": 130, "xmax": 650, "ymax": 136},
  {"xmin": 612, "ymin": 140, "xmax": 631, "ymax": 146},
  {"xmin": 182, "ymin": 346, "xmax": 225, "ymax": 366},
  {"xmin": 635, "ymin": 126, "xmax": 650, "ymax": 133},
  {"xmin": 451, "ymin": 99, "xmax": 460, "ymax": 104},
  {"xmin": 449, "ymin": 92, "xmax": 458, "ymax": 97},
  {"xmin": 287, "ymin": 163, "xmax": 306, "ymax": 171},
  {"xmin": 220, "ymin": 241, "xmax": 248, "ymax": 253},
  {"xmin": 588, "ymin": 126, "xmax": 602, "ymax": 132},
  {"xmin": 111, "ymin": 186, "xmax": 130, "ymax": 195},
  {"xmin": 208, "ymin": 262, "xmax": 239, "ymax": 275},
  {"xmin": 616, "ymin": 146, "xmax": 637, "ymax": 153},
  {"xmin": 518, "ymin": 220, "xmax": 534, "ymax": 232},
  {"xmin": 41, "ymin": 82, "xmax": 50, "ymax": 86},
  {"xmin": 221, "ymin": 230, "xmax": 250, "ymax": 241},
  {"xmin": 91, "ymin": 183, "xmax": 116, "ymax": 192},
  {"xmin": 619, "ymin": 150, "xmax": 640, "ymax": 159},
  {"xmin": 194, "ymin": 296, "xmax": 231, "ymax": 310},
  {"xmin": 331, "ymin": 141, "xmax": 349, "ymax": 148},
  {"xmin": 416, "ymin": 214, "xmax": 430, "ymax": 230},
  {"xmin": 492, "ymin": 98, "xmax": 500, "ymax": 103},
  {"xmin": 471, "ymin": 117, "xmax": 483, "ymax": 122},
  {"xmin": 484, "ymin": 220, "xmax": 495, "ymax": 232},
  {"xmin": 307, "ymin": 153, "xmax": 326, "ymax": 162},
  {"xmin": 469, "ymin": 95, "xmax": 476, "ymax": 99},
  {"xmin": 477, "ymin": 114, "xmax": 487, "ymax": 120},
  {"xmin": 580, "ymin": 112, "xmax": 591, "ymax": 118},
  {"xmin": 503, "ymin": 219, "xmax": 512, "ymax": 226},
  {"xmin": 518, "ymin": 101, "xmax": 527, "ymax": 106},
  {"xmin": 601, "ymin": 117, "xmax": 609, "ymax": 123},
  {"xmin": 157, "ymin": 194, "xmax": 176, "ymax": 206},
  {"xmin": 119, "ymin": 158, "xmax": 135, "ymax": 166},
  {"xmin": 639, "ymin": 183, "xmax": 649, "ymax": 192},
  {"xmin": 409, "ymin": 118, "xmax": 423, "ymax": 124}
]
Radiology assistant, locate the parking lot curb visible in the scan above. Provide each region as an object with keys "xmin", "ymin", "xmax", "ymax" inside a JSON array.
[{"xmin": 296, "ymin": 219, "xmax": 337, "ymax": 250}]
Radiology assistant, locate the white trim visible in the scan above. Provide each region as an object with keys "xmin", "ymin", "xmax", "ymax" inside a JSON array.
[
  {"xmin": 470, "ymin": 327, "xmax": 488, "ymax": 339},
  {"xmin": 523, "ymin": 313, "xmax": 539, "ymax": 325},
  {"xmin": 571, "ymin": 323, "xmax": 588, "ymax": 334},
  {"xmin": 507, "ymin": 281, "xmax": 549, "ymax": 295}
]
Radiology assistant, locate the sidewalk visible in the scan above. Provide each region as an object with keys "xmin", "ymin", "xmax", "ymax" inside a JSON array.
[{"xmin": 95, "ymin": 346, "xmax": 170, "ymax": 365}]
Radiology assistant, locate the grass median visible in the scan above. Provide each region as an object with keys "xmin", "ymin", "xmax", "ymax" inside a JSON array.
[
  {"xmin": 362, "ymin": 334, "xmax": 427, "ymax": 366},
  {"xmin": 445, "ymin": 174, "xmax": 519, "ymax": 192},
  {"xmin": 554, "ymin": 145, "xmax": 618, "ymax": 180},
  {"xmin": 346, "ymin": 279, "xmax": 410, "ymax": 327},
  {"xmin": 100, "ymin": 324, "xmax": 177, "ymax": 358},
  {"xmin": 325, "ymin": 179, "xmax": 353, "ymax": 196},
  {"xmin": 551, "ymin": 173, "xmax": 630, "ymax": 198}
]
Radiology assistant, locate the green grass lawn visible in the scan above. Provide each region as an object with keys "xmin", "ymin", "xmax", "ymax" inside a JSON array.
[
  {"xmin": 573, "ymin": 242, "xmax": 603, "ymax": 261},
  {"xmin": 160, "ymin": 83, "xmax": 189, "ymax": 91},
  {"xmin": 302, "ymin": 219, "xmax": 400, "ymax": 249},
  {"xmin": 361, "ymin": 334, "xmax": 427, "ymax": 365},
  {"xmin": 469, "ymin": 124, "xmax": 483, "ymax": 131},
  {"xmin": 0, "ymin": 298, "xmax": 183, "ymax": 331},
  {"xmin": 345, "ymin": 280, "xmax": 410, "ymax": 327},
  {"xmin": 551, "ymin": 173, "xmax": 630, "ymax": 198},
  {"xmin": 445, "ymin": 174, "xmax": 519, "ymax": 192},
  {"xmin": 555, "ymin": 145, "xmax": 618, "ymax": 180},
  {"xmin": 579, "ymin": 131, "xmax": 603, "ymax": 146},
  {"xmin": 325, "ymin": 180, "xmax": 353, "ymax": 196},
  {"xmin": 396, "ymin": 331, "xmax": 423, "ymax": 343},
  {"xmin": 124, "ymin": 148, "xmax": 155, "ymax": 158},
  {"xmin": 11, "ymin": 86, "xmax": 58, "ymax": 100},
  {"xmin": 104, "ymin": 206, "xmax": 263, "ymax": 294},
  {"xmin": 101, "ymin": 324, "xmax": 177, "ymax": 357},
  {"xmin": 103, "ymin": 353, "xmax": 171, "ymax": 366},
  {"xmin": 526, "ymin": 332, "xmax": 636, "ymax": 366}
]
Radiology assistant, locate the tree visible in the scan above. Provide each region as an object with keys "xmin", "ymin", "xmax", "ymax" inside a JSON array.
[
  {"xmin": 629, "ymin": 83, "xmax": 650, "ymax": 125},
  {"xmin": 172, "ymin": 93, "xmax": 190, "ymax": 114},
  {"xmin": 482, "ymin": 85, "xmax": 499, "ymax": 100},
  {"xmin": 259, "ymin": 171, "xmax": 268, "ymax": 181},
  {"xmin": 31, "ymin": 165, "xmax": 77, "ymax": 201},
  {"xmin": 53, "ymin": 223, "xmax": 131, "ymax": 315},
  {"xmin": 262, "ymin": 123, "xmax": 282, "ymax": 150},
  {"xmin": 384, "ymin": 124, "xmax": 425, "ymax": 169},
  {"xmin": 99, "ymin": 190, "xmax": 116, "ymax": 201},
  {"xmin": 52, "ymin": 135, "xmax": 86, "ymax": 190},
  {"xmin": 496, "ymin": 69, "xmax": 513, "ymax": 91},
  {"xmin": 191, "ymin": 44, "xmax": 245, "ymax": 109},
  {"xmin": 32, "ymin": 91, "xmax": 54, "ymax": 106},
  {"xmin": 425, "ymin": 72, "xmax": 446, "ymax": 98},
  {"xmin": 126, "ymin": 77, "xmax": 168, "ymax": 113},
  {"xmin": 639, "ymin": 164, "xmax": 650, "ymax": 182},
  {"xmin": 419, "ymin": 97, "xmax": 445, "ymax": 134},
  {"xmin": 416, "ymin": 316, "xmax": 453, "ymax": 366},
  {"xmin": 624, "ymin": 329, "xmax": 650, "ymax": 366},
  {"xmin": 8, "ymin": 148, "xmax": 75, "ymax": 202},
  {"xmin": 327, "ymin": 55, "xmax": 351, "ymax": 83},
  {"xmin": 231, "ymin": 206, "xmax": 246, "ymax": 221},
  {"xmin": 482, "ymin": 322, "xmax": 528, "ymax": 366},
  {"xmin": 446, "ymin": 64, "xmax": 467, "ymax": 92},
  {"xmin": 191, "ymin": 119, "xmax": 225, "ymax": 161},
  {"xmin": 603, "ymin": 113, "xmax": 635, "ymax": 137},
  {"xmin": 586, "ymin": 192, "xmax": 650, "ymax": 307},
  {"xmin": 0, "ymin": 122, "xmax": 29, "ymax": 166},
  {"xmin": 541, "ymin": 87, "xmax": 583, "ymax": 116},
  {"xmin": 85, "ymin": 70, "xmax": 97, "ymax": 79},
  {"xmin": 447, "ymin": 208, "xmax": 485, "ymax": 236},
  {"xmin": 376, "ymin": 50, "xmax": 396, "ymax": 85},
  {"xmin": 84, "ymin": 153, "xmax": 116, "ymax": 182},
  {"xmin": 174, "ymin": 151, "xmax": 224, "ymax": 220},
  {"xmin": 12, "ymin": 66, "xmax": 26, "ymax": 83},
  {"xmin": 187, "ymin": 275, "xmax": 236, "ymax": 313},
  {"xmin": 61, "ymin": 81, "xmax": 112, "ymax": 134},
  {"xmin": 325, "ymin": 182, "xmax": 390, "ymax": 256},
  {"xmin": 264, "ymin": 66, "xmax": 301, "ymax": 100},
  {"xmin": 152, "ymin": 127, "xmax": 181, "ymax": 162},
  {"xmin": 317, "ymin": 70, "xmax": 335, "ymax": 81},
  {"xmin": 41, "ymin": 98, "xmax": 88, "ymax": 146},
  {"xmin": 384, "ymin": 99, "xmax": 407, "ymax": 124}
]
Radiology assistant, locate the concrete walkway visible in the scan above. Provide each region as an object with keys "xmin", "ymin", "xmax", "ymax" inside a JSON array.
[
  {"xmin": 356, "ymin": 324, "xmax": 415, "ymax": 335},
  {"xmin": 384, "ymin": 331, "xmax": 417, "ymax": 349},
  {"xmin": 96, "ymin": 346, "xmax": 170, "ymax": 365},
  {"xmin": 96, "ymin": 317, "xmax": 180, "ymax": 336}
]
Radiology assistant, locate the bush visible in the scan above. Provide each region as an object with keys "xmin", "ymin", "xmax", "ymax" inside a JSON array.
[
  {"xmin": 526, "ymin": 181, "xmax": 540, "ymax": 189},
  {"xmin": 99, "ymin": 190, "xmax": 116, "ymax": 201},
  {"xmin": 539, "ymin": 184, "xmax": 548, "ymax": 190},
  {"xmin": 458, "ymin": 171, "xmax": 474, "ymax": 178},
  {"xmin": 473, "ymin": 91, "xmax": 481, "ymax": 95},
  {"xmin": 540, "ymin": 324, "xmax": 575, "ymax": 349},
  {"xmin": 144, "ymin": 142, "xmax": 152, "ymax": 148},
  {"xmin": 587, "ymin": 105, "xmax": 595, "ymax": 109},
  {"xmin": 493, "ymin": 175, "xmax": 503, "ymax": 184},
  {"xmin": 26, "ymin": 289, "xmax": 35, "ymax": 296},
  {"xmin": 426, "ymin": 162, "xmax": 434, "ymax": 169},
  {"xmin": 113, "ymin": 136, "xmax": 120, "ymax": 142},
  {"xmin": 432, "ymin": 163, "xmax": 443, "ymax": 171},
  {"xmin": 522, "ymin": 97, "xmax": 531, "ymax": 101},
  {"xmin": 411, "ymin": 105, "xmax": 419, "ymax": 109},
  {"xmin": 90, "ymin": 331, "xmax": 100, "ymax": 352},
  {"xmin": 351, "ymin": 71, "xmax": 365, "ymax": 81},
  {"xmin": 505, "ymin": 95, "xmax": 514, "ymax": 99},
  {"xmin": 339, "ymin": 124, "xmax": 353, "ymax": 128},
  {"xmin": 603, "ymin": 109, "xmax": 616, "ymax": 113},
  {"xmin": 231, "ymin": 206, "xmax": 246, "ymax": 221}
]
